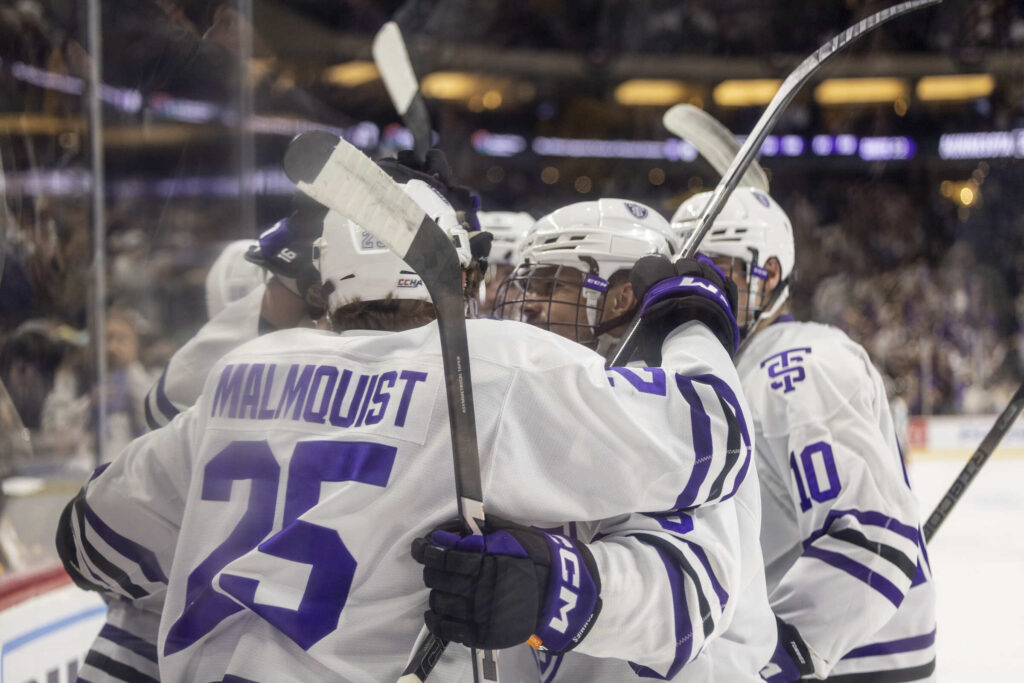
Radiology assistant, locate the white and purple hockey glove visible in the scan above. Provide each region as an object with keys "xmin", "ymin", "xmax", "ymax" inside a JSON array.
[
  {"xmin": 411, "ymin": 519, "xmax": 602, "ymax": 653},
  {"xmin": 629, "ymin": 253, "xmax": 740, "ymax": 362}
]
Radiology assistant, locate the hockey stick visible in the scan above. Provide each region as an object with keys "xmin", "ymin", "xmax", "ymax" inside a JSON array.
[
  {"xmin": 663, "ymin": 104, "xmax": 769, "ymax": 193},
  {"xmin": 607, "ymin": 0, "xmax": 942, "ymax": 367},
  {"xmin": 282, "ymin": 131, "xmax": 497, "ymax": 683},
  {"xmin": 373, "ymin": 21, "xmax": 432, "ymax": 165},
  {"xmin": 923, "ymin": 381, "xmax": 1024, "ymax": 541}
]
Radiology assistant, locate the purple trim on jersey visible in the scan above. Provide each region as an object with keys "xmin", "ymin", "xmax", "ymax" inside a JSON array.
[
  {"xmin": 80, "ymin": 501, "xmax": 168, "ymax": 584},
  {"xmin": 803, "ymin": 509, "xmax": 919, "ymax": 549},
  {"xmin": 640, "ymin": 276, "xmax": 740, "ymax": 354},
  {"xmin": 843, "ymin": 628, "xmax": 936, "ymax": 659},
  {"xmin": 772, "ymin": 313, "xmax": 796, "ymax": 325},
  {"xmin": 628, "ymin": 543, "xmax": 692, "ymax": 679},
  {"xmin": 536, "ymin": 650, "xmax": 565, "ymax": 683},
  {"xmin": 154, "ymin": 368, "xmax": 178, "ymax": 421},
  {"xmin": 98, "ymin": 623, "xmax": 158, "ymax": 662},
  {"xmin": 673, "ymin": 375, "xmax": 714, "ymax": 508},
  {"xmin": 678, "ymin": 538, "xmax": 729, "ymax": 610},
  {"xmin": 692, "ymin": 373, "xmax": 753, "ymax": 502},
  {"xmin": 583, "ymin": 274, "xmax": 608, "ymax": 293},
  {"xmin": 802, "ymin": 546, "xmax": 905, "ymax": 607},
  {"xmin": 88, "ymin": 462, "xmax": 111, "ymax": 482}
]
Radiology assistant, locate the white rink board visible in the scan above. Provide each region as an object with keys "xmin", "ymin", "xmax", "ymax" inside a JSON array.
[
  {"xmin": 0, "ymin": 583, "xmax": 105, "ymax": 683},
  {"xmin": 909, "ymin": 455, "xmax": 1024, "ymax": 680}
]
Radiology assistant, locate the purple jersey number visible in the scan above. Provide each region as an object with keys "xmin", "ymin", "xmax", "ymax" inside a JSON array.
[
  {"xmin": 788, "ymin": 441, "xmax": 841, "ymax": 512},
  {"xmin": 164, "ymin": 439, "xmax": 396, "ymax": 655}
]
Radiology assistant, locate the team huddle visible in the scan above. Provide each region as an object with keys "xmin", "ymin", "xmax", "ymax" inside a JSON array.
[{"xmin": 55, "ymin": 141, "xmax": 936, "ymax": 682}]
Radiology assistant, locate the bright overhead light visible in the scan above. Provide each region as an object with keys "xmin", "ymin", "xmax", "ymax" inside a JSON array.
[
  {"xmin": 713, "ymin": 79, "xmax": 781, "ymax": 107},
  {"xmin": 814, "ymin": 78, "xmax": 908, "ymax": 105},
  {"xmin": 323, "ymin": 61, "xmax": 380, "ymax": 88},
  {"xmin": 422, "ymin": 71, "xmax": 484, "ymax": 100},
  {"xmin": 614, "ymin": 79, "xmax": 689, "ymax": 106},
  {"xmin": 916, "ymin": 74, "xmax": 995, "ymax": 102}
]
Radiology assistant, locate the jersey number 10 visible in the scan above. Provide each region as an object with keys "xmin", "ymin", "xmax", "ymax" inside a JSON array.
[
  {"xmin": 789, "ymin": 441, "xmax": 841, "ymax": 512},
  {"xmin": 164, "ymin": 439, "xmax": 396, "ymax": 655}
]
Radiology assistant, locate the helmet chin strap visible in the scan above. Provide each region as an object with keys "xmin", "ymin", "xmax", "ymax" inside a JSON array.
[{"xmin": 749, "ymin": 277, "xmax": 790, "ymax": 335}]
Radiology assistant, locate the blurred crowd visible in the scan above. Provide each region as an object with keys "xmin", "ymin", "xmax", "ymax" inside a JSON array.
[{"xmin": 0, "ymin": 0, "xmax": 1022, "ymax": 472}]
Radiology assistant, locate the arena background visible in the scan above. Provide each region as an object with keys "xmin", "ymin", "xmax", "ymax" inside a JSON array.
[{"xmin": 0, "ymin": 1, "xmax": 1022, "ymax": 680}]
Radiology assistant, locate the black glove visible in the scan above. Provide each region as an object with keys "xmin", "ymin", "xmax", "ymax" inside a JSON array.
[
  {"xmin": 629, "ymin": 253, "xmax": 739, "ymax": 362},
  {"xmin": 245, "ymin": 192, "xmax": 327, "ymax": 302},
  {"xmin": 377, "ymin": 148, "xmax": 482, "ymax": 232},
  {"xmin": 760, "ymin": 617, "xmax": 815, "ymax": 682},
  {"xmin": 411, "ymin": 518, "xmax": 602, "ymax": 653}
]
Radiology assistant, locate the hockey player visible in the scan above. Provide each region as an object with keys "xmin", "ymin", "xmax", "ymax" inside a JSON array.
[
  {"xmin": 673, "ymin": 187, "xmax": 937, "ymax": 682},
  {"xmin": 473, "ymin": 199, "xmax": 775, "ymax": 681},
  {"xmin": 476, "ymin": 210, "xmax": 533, "ymax": 316},
  {"xmin": 56, "ymin": 173, "xmax": 756, "ymax": 681}
]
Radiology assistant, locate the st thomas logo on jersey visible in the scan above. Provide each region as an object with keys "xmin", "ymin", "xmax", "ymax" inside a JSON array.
[
  {"xmin": 624, "ymin": 201, "xmax": 648, "ymax": 219},
  {"xmin": 760, "ymin": 347, "xmax": 812, "ymax": 393}
]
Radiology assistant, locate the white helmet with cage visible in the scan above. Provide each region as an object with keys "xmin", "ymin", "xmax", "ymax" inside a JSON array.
[
  {"xmin": 314, "ymin": 178, "xmax": 469, "ymax": 315},
  {"xmin": 671, "ymin": 186, "xmax": 794, "ymax": 334},
  {"xmin": 494, "ymin": 198, "xmax": 676, "ymax": 350},
  {"xmin": 478, "ymin": 211, "xmax": 534, "ymax": 266}
]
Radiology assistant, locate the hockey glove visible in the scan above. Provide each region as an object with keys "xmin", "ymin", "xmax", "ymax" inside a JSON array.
[
  {"xmin": 629, "ymin": 253, "xmax": 739, "ymax": 362},
  {"xmin": 760, "ymin": 617, "xmax": 816, "ymax": 683},
  {"xmin": 411, "ymin": 518, "xmax": 602, "ymax": 653},
  {"xmin": 245, "ymin": 192, "xmax": 326, "ymax": 303}
]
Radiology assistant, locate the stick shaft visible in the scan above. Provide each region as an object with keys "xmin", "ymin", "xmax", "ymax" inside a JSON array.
[{"xmin": 923, "ymin": 381, "xmax": 1024, "ymax": 541}]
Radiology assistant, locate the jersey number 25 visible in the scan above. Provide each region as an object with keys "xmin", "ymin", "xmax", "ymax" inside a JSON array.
[{"xmin": 164, "ymin": 439, "xmax": 396, "ymax": 655}]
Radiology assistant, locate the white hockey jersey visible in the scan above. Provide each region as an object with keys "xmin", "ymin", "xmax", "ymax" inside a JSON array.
[
  {"xmin": 60, "ymin": 319, "xmax": 753, "ymax": 682},
  {"xmin": 738, "ymin": 317, "xmax": 936, "ymax": 681},
  {"xmin": 144, "ymin": 284, "xmax": 266, "ymax": 429},
  {"xmin": 508, "ymin": 469, "xmax": 775, "ymax": 682}
]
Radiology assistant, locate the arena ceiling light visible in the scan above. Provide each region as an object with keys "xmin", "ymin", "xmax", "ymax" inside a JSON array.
[
  {"xmin": 614, "ymin": 79, "xmax": 690, "ymax": 106},
  {"xmin": 712, "ymin": 79, "xmax": 782, "ymax": 107},
  {"xmin": 814, "ymin": 77, "xmax": 908, "ymax": 105},
  {"xmin": 421, "ymin": 71, "xmax": 487, "ymax": 100},
  {"xmin": 916, "ymin": 74, "xmax": 995, "ymax": 102},
  {"xmin": 323, "ymin": 61, "xmax": 380, "ymax": 88}
]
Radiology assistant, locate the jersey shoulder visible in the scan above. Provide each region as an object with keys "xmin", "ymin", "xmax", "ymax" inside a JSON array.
[{"xmin": 738, "ymin": 321, "xmax": 879, "ymax": 429}]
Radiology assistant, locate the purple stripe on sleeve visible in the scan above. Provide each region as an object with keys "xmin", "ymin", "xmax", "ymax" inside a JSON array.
[
  {"xmin": 154, "ymin": 369, "xmax": 179, "ymax": 422},
  {"xmin": 803, "ymin": 509, "xmax": 920, "ymax": 549},
  {"xmin": 678, "ymin": 538, "xmax": 729, "ymax": 610},
  {"xmin": 692, "ymin": 374, "xmax": 753, "ymax": 501},
  {"xmin": 81, "ymin": 502, "xmax": 168, "ymax": 584},
  {"xmin": 843, "ymin": 628, "xmax": 936, "ymax": 659},
  {"xmin": 628, "ymin": 542, "xmax": 693, "ymax": 679},
  {"xmin": 803, "ymin": 546, "xmax": 905, "ymax": 607},
  {"xmin": 673, "ymin": 375, "xmax": 713, "ymax": 508}
]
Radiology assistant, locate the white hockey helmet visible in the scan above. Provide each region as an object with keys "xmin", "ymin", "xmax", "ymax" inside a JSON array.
[
  {"xmin": 671, "ymin": 187, "xmax": 794, "ymax": 334},
  {"xmin": 494, "ymin": 198, "xmax": 676, "ymax": 350},
  {"xmin": 205, "ymin": 239, "xmax": 268, "ymax": 318},
  {"xmin": 314, "ymin": 178, "xmax": 469, "ymax": 316},
  {"xmin": 478, "ymin": 211, "xmax": 534, "ymax": 266}
]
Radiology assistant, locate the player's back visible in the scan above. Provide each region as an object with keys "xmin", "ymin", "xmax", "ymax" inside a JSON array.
[
  {"xmin": 737, "ymin": 319, "xmax": 936, "ymax": 680},
  {"xmin": 149, "ymin": 318, "xmax": 736, "ymax": 681}
]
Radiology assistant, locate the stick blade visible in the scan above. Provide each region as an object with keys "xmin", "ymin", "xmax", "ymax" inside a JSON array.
[
  {"xmin": 663, "ymin": 104, "xmax": 770, "ymax": 192},
  {"xmin": 373, "ymin": 21, "xmax": 420, "ymax": 116},
  {"xmin": 282, "ymin": 130, "xmax": 423, "ymax": 259}
]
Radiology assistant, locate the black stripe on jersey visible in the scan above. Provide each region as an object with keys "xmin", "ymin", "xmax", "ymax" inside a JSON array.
[
  {"xmin": 73, "ymin": 496, "xmax": 149, "ymax": 599},
  {"xmin": 705, "ymin": 393, "xmax": 741, "ymax": 502},
  {"xmin": 633, "ymin": 533, "xmax": 715, "ymax": 639},
  {"xmin": 143, "ymin": 392, "xmax": 161, "ymax": 431},
  {"xmin": 83, "ymin": 651, "xmax": 160, "ymax": 683},
  {"xmin": 55, "ymin": 493, "xmax": 110, "ymax": 594},
  {"xmin": 98, "ymin": 623, "xmax": 159, "ymax": 662},
  {"xmin": 827, "ymin": 527, "xmax": 917, "ymax": 581},
  {"xmin": 815, "ymin": 658, "xmax": 936, "ymax": 682}
]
